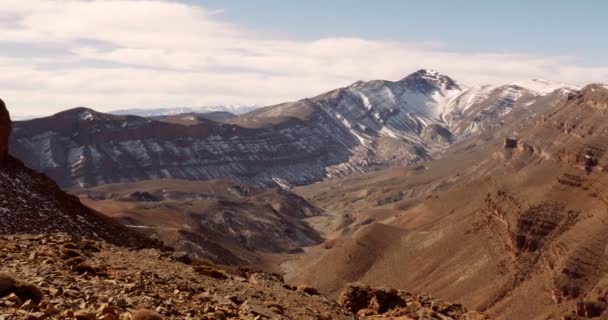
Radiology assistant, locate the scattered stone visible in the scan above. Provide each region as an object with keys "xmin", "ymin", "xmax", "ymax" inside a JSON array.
[
  {"xmin": 298, "ymin": 285, "xmax": 321, "ymax": 296},
  {"xmin": 0, "ymin": 273, "xmax": 43, "ymax": 303},
  {"xmin": 0, "ymin": 234, "xmax": 486, "ymax": 320},
  {"xmin": 170, "ymin": 252, "xmax": 192, "ymax": 264},
  {"xmin": 193, "ymin": 265, "xmax": 229, "ymax": 280},
  {"xmin": 131, "ymin": 309, "xmax": 164, "ymax": 320},
  {"xmin": 74, "ymin": 310, "xmax": 96, "ymax": 320}
]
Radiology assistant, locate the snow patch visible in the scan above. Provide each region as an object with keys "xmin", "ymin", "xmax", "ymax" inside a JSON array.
[{"xmin": 514, "ymin": 79, "xmax": 579, "ymax": 95}]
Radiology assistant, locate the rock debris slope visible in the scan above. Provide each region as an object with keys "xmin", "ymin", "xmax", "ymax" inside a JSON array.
[
  {"xmin": 0, "ymin": 99, "xmax": 153, "ymax": 248},
  {"xmin": 0, "ymin": 234, "xmax": 486, "ymax": 320},
  {"xmin": 10, "ymin": 70, "xmax": 576, "ymax": 189}
]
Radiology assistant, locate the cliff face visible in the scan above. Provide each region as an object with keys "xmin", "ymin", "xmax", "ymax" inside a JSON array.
[{"xmin": 0, "ymin": 99, "xmax": 10, "ymax": 163}]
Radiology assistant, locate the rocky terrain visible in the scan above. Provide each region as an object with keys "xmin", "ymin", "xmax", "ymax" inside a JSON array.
[
  {"xmin": 0, "ymin": 233, "xmax": 487, "ymax": 320},
  {"xmin": 286, "ymin": 85, "xmax": 608, "ymax": 319},
  {"xmin": 9, "ymin": 70, "xmax": 575, "ymax": 189}
]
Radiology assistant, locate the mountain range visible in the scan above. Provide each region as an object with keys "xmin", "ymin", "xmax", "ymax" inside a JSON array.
[{"xmin": 9, "ymin": 70, "xmax": 577, "ymax": 189}]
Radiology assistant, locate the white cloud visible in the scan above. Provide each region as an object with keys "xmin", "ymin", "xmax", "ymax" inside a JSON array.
[{"xmin": 0, "ymin": 0, "xmax": 607, "ymax": 117}]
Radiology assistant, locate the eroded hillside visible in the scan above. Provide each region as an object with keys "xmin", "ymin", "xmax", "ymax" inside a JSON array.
[{"xmin": 288, "ymin": 85, "xmax": 608, "ymax": 319}]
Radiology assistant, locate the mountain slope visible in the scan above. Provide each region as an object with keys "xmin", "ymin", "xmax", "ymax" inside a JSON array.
[
  {"xmin": 10, "ymin": 107, "xmax": 357, "ymax": 188},
  {"xmin": 288, "ymin": 85, "xmax": 608, "ymax": 319},
  {"xmin": 0, "ymin": 99, "xmax": 154, "ymax": 248},
  {"xmin": 10, "ymin": 70, "xmax": 576, "ymax": 189},
  {"xmin": 76, "ymin": 179, "xmax": 324, "ymax": 267}
]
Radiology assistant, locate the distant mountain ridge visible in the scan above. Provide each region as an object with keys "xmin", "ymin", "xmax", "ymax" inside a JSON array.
[
  {"xmin": 10, "ymin": 70, "xmax": 578, "ymax": 189},
  {"xmin": 111, "ymin": 105, "xmax": 259, "ymax": 117}
]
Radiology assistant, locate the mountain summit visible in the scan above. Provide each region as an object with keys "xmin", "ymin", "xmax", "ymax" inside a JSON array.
[{"xmin": 400, "ymin": 69, "xmax": 462, "ymax": 92}]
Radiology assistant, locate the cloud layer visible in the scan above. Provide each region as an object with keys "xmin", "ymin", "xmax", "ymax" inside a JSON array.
[{"xmin": 1, "ymin": 0, "xmax": 607, "ymax": 117}]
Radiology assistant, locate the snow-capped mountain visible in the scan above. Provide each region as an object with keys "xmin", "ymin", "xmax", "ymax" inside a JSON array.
[
  {"xmin": 10, "ymin": 70, "xmax": 578, "ymax": 189},
  {"xmin": 111, "ymin": 105, "xmax": 259, "ymax": 117}
]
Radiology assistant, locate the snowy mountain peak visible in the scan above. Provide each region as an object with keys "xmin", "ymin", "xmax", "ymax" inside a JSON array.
[
  {"xmin": 401, "ymin": 69, "xmax": 462, "ymax": 93},
  {"xmin": 55, "ymin": 107, "xmax": 101, "ymax": 120}
]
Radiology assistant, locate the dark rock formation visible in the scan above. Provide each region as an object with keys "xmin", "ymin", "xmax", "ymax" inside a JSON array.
[
  {"xmin": 0, "ymin": 99, "xmax": 10, "ymax": 163},
  {"xmin": 337, "ymin": 284, "xmax": 486, "ymax": 319},
  {"xmin": 504, "ymin": 137, "xmax": 518, "ymax": 149}
]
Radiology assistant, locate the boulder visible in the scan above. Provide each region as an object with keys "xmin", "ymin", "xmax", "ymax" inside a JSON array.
[{"xmin": 338, "ymin": 284, "xmax": 405, "ymax": 315}]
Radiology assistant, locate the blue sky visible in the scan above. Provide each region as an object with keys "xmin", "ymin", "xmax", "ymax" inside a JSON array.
[
  {"xmin": 193, "ymin": 0, "xmax": 607, "ymax": 63},
  {"xmin": 1, "ymin": 0, "xmax": 607, "ymax": 117}
]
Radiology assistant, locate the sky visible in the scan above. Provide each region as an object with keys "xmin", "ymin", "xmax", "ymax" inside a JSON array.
[{"xmin": 2, "ymin": 0, "xmax": 608, "ymax": 117}]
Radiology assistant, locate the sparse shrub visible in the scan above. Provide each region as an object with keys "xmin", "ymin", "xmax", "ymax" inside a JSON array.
[
  {"xmin": 132, "ymin": 309, "xmax": 164, "ymax": 320},
  {"xmin": 0, "ymin": 273, "xmax": 43, "ymax": 303}
]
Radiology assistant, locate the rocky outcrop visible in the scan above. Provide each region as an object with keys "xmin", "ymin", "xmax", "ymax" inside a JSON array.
[
  {"xmin": 337, "ymin": 284, "xmax": 487, "ymax": 319},
  {"xmin": 504, "ymin": 137, "xmax": 518, "ymax": 149},
  {"xmin": 0, "ymin": 99, "xmax": 10, "ymax": 163},
  {"xmin": 566, "ymin": 84, "xmax": 608, "ymax": 111}
]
